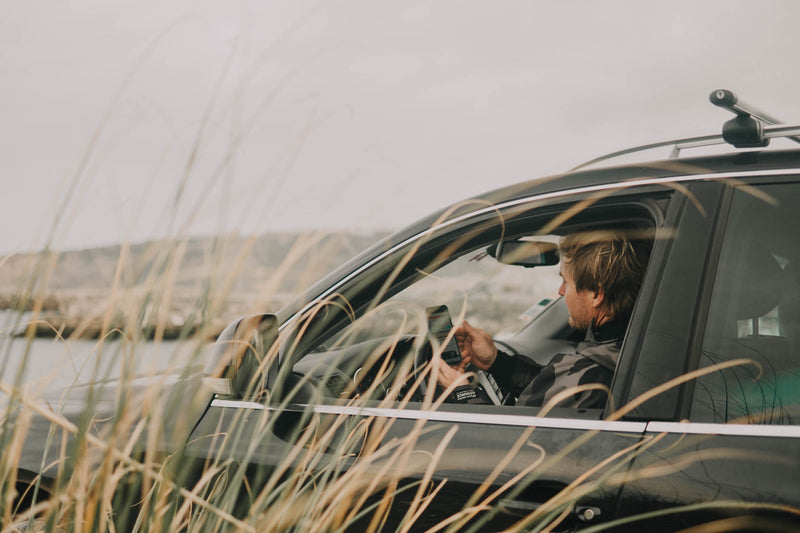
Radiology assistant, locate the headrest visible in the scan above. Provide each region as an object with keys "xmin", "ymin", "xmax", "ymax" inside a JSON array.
[{"xmin": 730, "ymin": 247, "xmax": 786, "ymax": 319}]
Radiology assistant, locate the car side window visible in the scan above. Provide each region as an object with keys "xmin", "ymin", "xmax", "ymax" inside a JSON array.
[
  {"xmin": 322, "ymin": 244, "xmax": 561, "ymax": 346},
  {"xmin": 295, "ymin": 239, "xmax": 562, "ymax": 402},
  {"xmin": 691, "ymin": 182, "xmax": 800, "ymax": 425}
]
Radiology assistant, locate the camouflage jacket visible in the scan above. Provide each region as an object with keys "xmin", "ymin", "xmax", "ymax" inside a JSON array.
[{"xmin": 489, "ymin": 319, "xmax": 626, "ymax": 409}]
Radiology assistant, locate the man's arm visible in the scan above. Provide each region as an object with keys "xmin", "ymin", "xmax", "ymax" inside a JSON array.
[
  {"xmin": 488, "ymin": 350, "xmax": 543, "ymax": 398},
  {"xmin": 517, "ymin": 352, "xmax": 613, "ymax": 409},
  {"xmin": 454, "ymin": 321, "xmax": 543, "ymax": 398}
]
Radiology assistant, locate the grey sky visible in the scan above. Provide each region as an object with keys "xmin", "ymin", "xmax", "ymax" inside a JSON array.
[{"xmin": 2, "ymin": 1, "xmax": 799, "ymax": 254}]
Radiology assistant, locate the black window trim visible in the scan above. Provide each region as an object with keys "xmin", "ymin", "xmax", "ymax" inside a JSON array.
[
  {"xmin": 618, "ymin": 180, "xmax": 725, "ymax": 421},
  {"xmin": 675, "ymin": 183, "xmax": 734, "ymax": 419},
  {"xmin": 609, "ymin": 182, "xmax": 688, "ymax": 417}
]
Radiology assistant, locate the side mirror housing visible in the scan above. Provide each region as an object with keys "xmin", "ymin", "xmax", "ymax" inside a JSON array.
[{"xmin": 204, "ymin": 314, "xmax": 279, "ymax": 399}]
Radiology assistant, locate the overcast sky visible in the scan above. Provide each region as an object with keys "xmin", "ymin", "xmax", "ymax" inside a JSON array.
[{"xmin": 2, "ymin": 1, "xmax": 799, "ymax": 254}]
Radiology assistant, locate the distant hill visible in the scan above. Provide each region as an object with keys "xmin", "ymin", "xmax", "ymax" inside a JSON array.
[{"xmin": 0, "ymin": 231, "xmax": 388, "ymax": 338}]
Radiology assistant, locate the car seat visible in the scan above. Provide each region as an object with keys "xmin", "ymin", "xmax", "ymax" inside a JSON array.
[{"xmin": 693, "ymin": 245, "xmax": 795, "ymax": 424}]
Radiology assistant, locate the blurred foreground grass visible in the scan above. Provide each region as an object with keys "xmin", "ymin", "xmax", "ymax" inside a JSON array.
[
  {"xmin": 0, "ymin": 226, "xmax": 624, "ymax": 532},
  {"xmin": 0, "ymin": 231, "xmax": 539, "ymax": 532},
  {"xmin": 2, "ymin": 225, "xmax": 798, "ymax": 532}
]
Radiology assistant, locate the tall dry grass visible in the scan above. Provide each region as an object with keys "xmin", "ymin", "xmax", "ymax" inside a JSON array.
[
  {"xmin": 2, "ymin": 23, "xmax": 799, "ymax": 531},
  {"xmin": 3, "ymin": 211, "xmax": 798, "ymax": 532}
]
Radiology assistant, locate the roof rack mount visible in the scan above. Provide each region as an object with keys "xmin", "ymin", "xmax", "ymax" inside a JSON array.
[
  {"xmin": 709, "ymin": 89, "xmax": 800, "ymax": 149},
  {"xmin": 572, "ymin": 89, "xmax": 800, "ymax": 171}
]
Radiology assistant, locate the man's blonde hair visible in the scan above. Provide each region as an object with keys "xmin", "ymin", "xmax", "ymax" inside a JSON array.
[{"xmin": 559, "ymin": 230, "xmax": 650, "ymax": 321}]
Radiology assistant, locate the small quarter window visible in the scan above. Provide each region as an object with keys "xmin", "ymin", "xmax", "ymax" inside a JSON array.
[{"xmin": 691, "ymin": 182, "xmax": 800, "ymax": 424}]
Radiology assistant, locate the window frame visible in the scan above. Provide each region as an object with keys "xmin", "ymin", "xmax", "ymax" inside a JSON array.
[{"xmin": 277, "ymin": 187, "xmax": 672, "ymax": 416}]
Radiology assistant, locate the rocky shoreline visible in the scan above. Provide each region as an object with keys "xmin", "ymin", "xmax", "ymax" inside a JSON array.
[
  {"xmin": 0, "ymin": 231, "xmax": 390, "ymax": 341},
  {"xmin": 12, "ymin": 311, "xmax": 221, "ymax": 341},
  {"xmin": 0, "ymin": 290, "xmax": 288, "ymax": 341}
]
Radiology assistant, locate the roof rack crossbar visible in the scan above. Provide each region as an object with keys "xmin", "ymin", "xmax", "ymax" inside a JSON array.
[
  {"xmin": 763, "ymin": 125, "xmax": 800, "ymax": 139},
  {"xmin": 709, "ymin": 89, "xmax": 785, "ymax": 126},
  {"xmin": 710, "ymin": 89, "xmax": 800, "ymax": 148}
]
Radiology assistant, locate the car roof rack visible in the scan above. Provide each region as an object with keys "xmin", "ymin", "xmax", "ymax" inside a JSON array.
[{"xmin": 572, "ymin": 89, "xmax": 800, "ymax": 171}]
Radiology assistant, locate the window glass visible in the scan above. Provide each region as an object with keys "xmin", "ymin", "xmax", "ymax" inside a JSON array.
[
  {"xmin": 327, "ymin": 241, "xmax": 561, "ymax": 344},
  {"xmin": 293, "ymin": 235, "xmax": 563, "ymax": 402},
  {"xmin": 691, "ymin": 182, "xmax": 800, "ymax": 424},
  {"xmin": 289, "ymin": 200, "xmax": 659, "ymax": 411}
]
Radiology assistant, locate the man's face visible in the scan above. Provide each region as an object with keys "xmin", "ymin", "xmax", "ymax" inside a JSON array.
[{"xmin": 558, "ymin": 259, "xmax": 596, "ymax": 330}]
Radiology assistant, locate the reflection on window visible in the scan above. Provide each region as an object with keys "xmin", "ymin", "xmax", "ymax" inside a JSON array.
[
  {"xmin": 691, "ymin": 183, "xmax": 800, "ymax": 425},
  {"xmin": 322, "ymin": 243, "xmax": 561, "ymax": 350},
  {"xmin": 398, "ymin": 248, "xmax": 561, "ymax": 338},
  {"xmin": 298, "ymin": 237, "xmax": 563, "ymax": 402},
  {"xmin": 737, "ymin": 308, "xmax": 781, "ymax": 337}
]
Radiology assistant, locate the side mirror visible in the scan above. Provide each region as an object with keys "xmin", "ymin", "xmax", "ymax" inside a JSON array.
[
  {"xmin": 490, "ymin": 239, "xmax": 559, "ymax": 267},
  {"xmin": 203, "ymin": 314, "xmax": 279, "ymax": 399}
]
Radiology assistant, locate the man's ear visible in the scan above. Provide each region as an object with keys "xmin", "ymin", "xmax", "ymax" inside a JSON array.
[{"xmin": 591, "ymin": 287, "xmax": 605, "ymax": 308}]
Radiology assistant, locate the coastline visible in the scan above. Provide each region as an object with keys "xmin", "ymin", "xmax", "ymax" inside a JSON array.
[{"xmin": 0, "ymin": 290, "xmax": 288, "ymax": 341}]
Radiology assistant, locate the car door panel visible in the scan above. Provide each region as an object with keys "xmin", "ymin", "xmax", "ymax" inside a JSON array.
[
  {"xmin": 333, "ymin": 406, "xmax": 647, "ymax": 531},
  {"xmin": 616, "ymin": 425, "xmax": 800, "ymax": 530},
  {"xmin": 616, "ymin": 177, "xmax": 800, "ymax": 529},
  {"xmin": 187, "ymin": 401, "xmax": 647, "ymax": 531}
]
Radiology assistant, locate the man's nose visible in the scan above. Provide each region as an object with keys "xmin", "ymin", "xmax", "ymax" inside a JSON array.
[{"xmin": 558, "ymin": 282, "xmax": 566, "ymax": 296}]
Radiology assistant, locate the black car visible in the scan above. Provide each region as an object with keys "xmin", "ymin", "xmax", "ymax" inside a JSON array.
[{"xmin": 12, "ymin": 91, "xmax": 800, "ymax": 531}]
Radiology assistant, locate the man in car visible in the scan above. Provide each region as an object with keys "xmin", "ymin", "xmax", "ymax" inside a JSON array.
[{"xmin": 436, "ymin": 230, "xmax": 649, "ymax": 409}]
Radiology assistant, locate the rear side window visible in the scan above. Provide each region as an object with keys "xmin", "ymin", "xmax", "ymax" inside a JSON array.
[{"xmin": 692, "ymin": 182, "xmax": 800, "ymax": 425}]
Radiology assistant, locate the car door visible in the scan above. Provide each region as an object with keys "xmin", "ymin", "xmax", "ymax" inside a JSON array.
[
  {"xmin": 187, "ymin": 182, "xmax": 678, "ymax": 531},
  {"xmin": 615, "ymin": 176, "xmax": 800, "ymax": 531}
]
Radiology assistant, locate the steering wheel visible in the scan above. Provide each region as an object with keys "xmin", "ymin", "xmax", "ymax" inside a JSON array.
[
  {"xmin": 411, "ymin": 338, "xmax": 502, "ymax": 406},
  {"xmin": 348, "ymin": 336, "xmax": 423, "ymax": 401},
  {"xmin": 347, "ymin": 332, "xmax": 504, "ymax": 405}
]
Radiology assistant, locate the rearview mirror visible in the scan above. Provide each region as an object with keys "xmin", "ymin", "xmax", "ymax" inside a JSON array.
[
  {"xmin": 490, "ymin": 239, "xmax": 559, "ymax": 267},
  {"xmin": 204, "ymin": 314, "xmax": 279, "ymax": 399}
]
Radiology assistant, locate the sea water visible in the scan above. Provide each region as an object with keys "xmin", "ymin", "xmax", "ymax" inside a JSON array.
[{"xmin": 0, "ymin": 311, "xmax": 206, "ymax": 393}]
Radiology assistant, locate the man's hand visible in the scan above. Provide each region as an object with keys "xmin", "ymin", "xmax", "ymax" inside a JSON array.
[
  {"xmin": 432, "ymin": 356, "xmax": 471, "ymax": 390},
  {"xmin": 454, "ymin": 321, "xmax": 497, "ymax": 370},
  {"xmin": 433, "ymin": 320, "xmax": 496, "ymax": 391}
]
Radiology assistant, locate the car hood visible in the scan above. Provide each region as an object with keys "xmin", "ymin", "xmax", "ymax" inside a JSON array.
[{"xmin": 16, "ymin": 367, "xmax": 215, "ymax": 479}]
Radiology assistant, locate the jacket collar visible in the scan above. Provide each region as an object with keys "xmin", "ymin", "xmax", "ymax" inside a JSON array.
[{"xmin": 587, "ymin": 315, "xmax": 628, "ymax": 343}]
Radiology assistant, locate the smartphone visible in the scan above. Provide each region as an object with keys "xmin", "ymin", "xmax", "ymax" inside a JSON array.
[{"xmin": 425, "ymin": 305, "xmax": 462, "ymax": 365}]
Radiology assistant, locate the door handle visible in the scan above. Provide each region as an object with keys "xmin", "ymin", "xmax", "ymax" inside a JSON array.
[{"xmin": 575, "ymin": 506, "xmax": 601, "ymax": 523}]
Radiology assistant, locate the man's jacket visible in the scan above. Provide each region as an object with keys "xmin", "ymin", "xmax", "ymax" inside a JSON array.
[{"xmin": 489, "ymin": 319, "xmax": 626, "ymax": 409}]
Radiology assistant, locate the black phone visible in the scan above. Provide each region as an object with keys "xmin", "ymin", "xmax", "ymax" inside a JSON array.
[{"xmin": 426, "ymin": 305, "xmax": 462, "ymax": 365}]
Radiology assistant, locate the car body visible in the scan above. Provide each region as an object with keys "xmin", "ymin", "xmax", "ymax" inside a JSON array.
[{"xmin": 13, "ymin": 91, "xmax": 800, "ymax": 531}]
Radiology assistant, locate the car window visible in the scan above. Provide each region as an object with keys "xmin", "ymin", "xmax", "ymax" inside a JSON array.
[
  {"xmin": 289, "ymin": 208, "xmax": 657, "ymax": 413},
  {"xmin": 293, "ymin": 237, "xmax": 563, "ymax": 402},
  {"xmin": 322, "ymin": 242, "xmax": 561, "ymax": 346},
  {"xmin": 691, "ymin": 181, "xmax": 800, "ymax": 425},
  {"xmin": 279, "ymin": 189, "xmax": 666, "ymax": 417}
]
